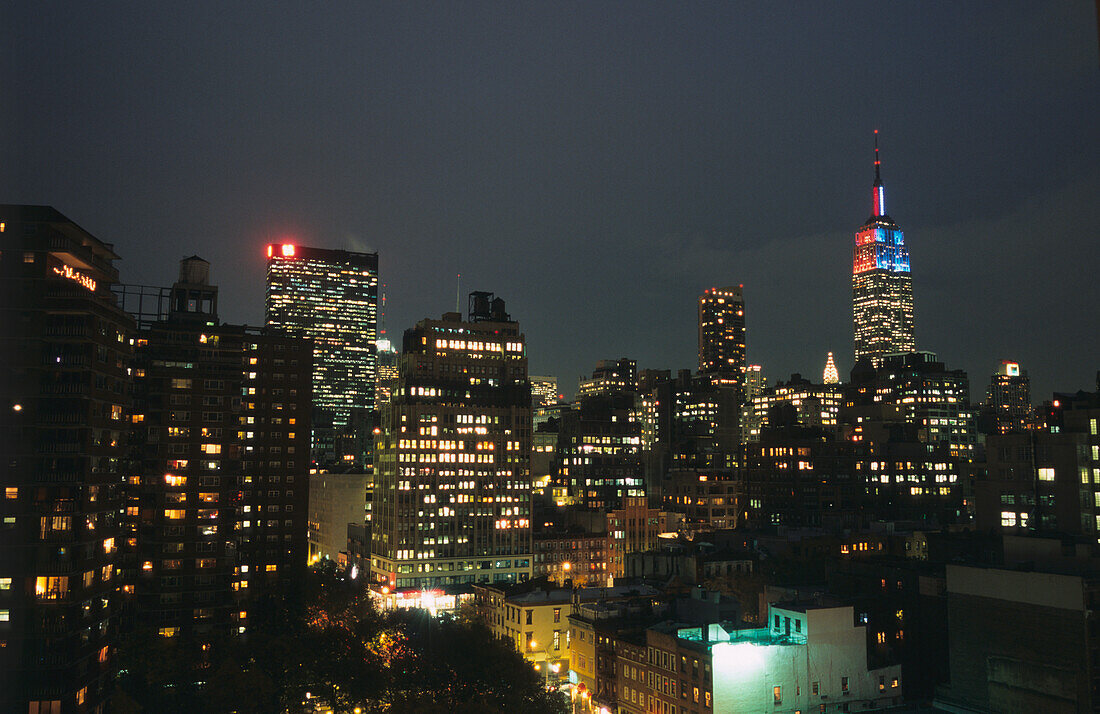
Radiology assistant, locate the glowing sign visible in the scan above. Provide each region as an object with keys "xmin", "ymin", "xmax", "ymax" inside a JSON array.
[
  {"xmin": 52, "ymin": 264, "xmax": 96, "ymax": 292},
  {"xmin": 267, "ymin": 245, "xmax": 273, "ymax": 258},
  {"xmin": 1006, "ymin": 362, "xmax": 1020, "ymax": 377},
  {"xmin": 281, "ymin": 244, "xmax": 295, "ymax": 257}
]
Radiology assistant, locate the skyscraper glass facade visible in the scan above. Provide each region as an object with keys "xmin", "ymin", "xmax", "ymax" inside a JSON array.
[{"xmin": 265, "ymin": 244, "xmax": 379, "ymax": 425}]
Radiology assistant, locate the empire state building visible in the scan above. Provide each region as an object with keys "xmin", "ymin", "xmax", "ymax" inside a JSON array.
[{"xmin": 852, "ymin": 132, "xmax": 915, "ymax": 365}]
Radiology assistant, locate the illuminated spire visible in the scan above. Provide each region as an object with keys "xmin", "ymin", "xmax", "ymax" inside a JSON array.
[
  {"xmin": 872, "ymin": 130, "xmax": 886, "ymax": 217},
  {"xmin": 823, "ymin": 352, "xmax": 839, "ymax": 384}
]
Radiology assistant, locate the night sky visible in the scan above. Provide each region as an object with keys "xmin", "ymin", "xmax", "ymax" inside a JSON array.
[{"xmin": 4, "ymin": 3, "xmax": 1098, "ymax": 400}]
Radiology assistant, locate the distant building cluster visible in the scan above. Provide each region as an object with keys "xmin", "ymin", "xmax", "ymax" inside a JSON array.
[{"xmin": 3, "ymin": 135, "xmax": 1098, "ymax": 712}]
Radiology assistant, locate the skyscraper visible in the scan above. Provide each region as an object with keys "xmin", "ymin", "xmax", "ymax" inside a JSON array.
[
  {"xmin": 852, "ymin": 133, "xmax": 915, "ymax": 365},
  {"xmin": 823, "ymin": 352, "xmax": 840, "ymax": 384},
  {"xmin": 265, "ymin": 243, "xmax": 379, "ymax": 428},
  {"xmin": 124, "ymin": 257, "xmax": 311, "ymax": 641},
  {"xmin": 985, "ymin": 360, "xmax": 1034, "ymax": 434},
  {"xmin": 370, "ymin": 296, "xmax": 532, "ymax": 589},
  {"xmin": 375, "ymin": 286, "xmax": 399, "ymax": 407},
  {"xmin": 0, "ymin": 205, "xmax": 132, "ymax": 713},
  {"xmin": 698, "ymin": 286, "xmax": 746, "ymax": 381}
]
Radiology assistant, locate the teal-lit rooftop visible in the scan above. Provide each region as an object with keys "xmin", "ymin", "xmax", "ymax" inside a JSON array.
[{"xmin": 676, "ymin": 624, "xmax": 804, "ymax": 648}]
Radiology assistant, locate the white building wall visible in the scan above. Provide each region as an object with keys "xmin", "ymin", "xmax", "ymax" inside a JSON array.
[{"xmin": 711, "ymin": 605, "xmax": 901, "ymax": 713}]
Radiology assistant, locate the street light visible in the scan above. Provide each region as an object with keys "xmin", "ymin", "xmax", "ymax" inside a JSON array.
[{"xmin": 528, "ymin": 639, "xmax": 559, "ymax": 691}]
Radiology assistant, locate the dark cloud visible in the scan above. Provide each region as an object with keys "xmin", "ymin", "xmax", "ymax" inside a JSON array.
[{"xmin": 3, "ymin": 2, "xmax": 1097, "ymax": 399}]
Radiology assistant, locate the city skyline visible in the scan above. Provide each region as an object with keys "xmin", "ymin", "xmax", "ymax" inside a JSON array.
[{"xmin": 3, "ymin": 4, "xmax": 1098, "ymax": 400}]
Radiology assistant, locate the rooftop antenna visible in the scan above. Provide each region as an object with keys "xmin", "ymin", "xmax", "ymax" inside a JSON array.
[
  {"xmin": 455, "ymin": 273, "xmax": 461, "ymax": 313},
  {"xmin": 379, "ymin": 284, "xmax": 387, "ymax": 337},
  {"xmin": 872, "ymin": 129, "xmax": 886, "ymax": 216},
  {"xmin": 873, "ymin": 129, "xmax": 882, "ymax": 184}
]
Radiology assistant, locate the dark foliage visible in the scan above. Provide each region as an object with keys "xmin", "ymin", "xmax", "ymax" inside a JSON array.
[{"xmin": 114, "ymin": 565, "xmax": 567, "ymax": 713}]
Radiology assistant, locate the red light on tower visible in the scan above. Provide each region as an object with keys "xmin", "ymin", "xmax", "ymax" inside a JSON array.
[{"xmin": 281, "ymin": 244, "xmax": 295, "ymax": 257}]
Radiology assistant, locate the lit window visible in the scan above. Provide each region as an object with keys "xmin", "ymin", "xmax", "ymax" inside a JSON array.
[{"xmin": 35, "ymin": 576, "xmax": 68, "ymax": 600}]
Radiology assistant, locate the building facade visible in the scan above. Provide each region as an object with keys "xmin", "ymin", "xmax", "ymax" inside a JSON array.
[
  {"xmin": 0, "ymin": 205, "xmax": 133, "ymax": 714},
  {"xmin": 369, "ymin": 301, "xmax": 532, "ymax": 589},
  {"xmin": 985, "ymin": 360, "xmax": 1034, "ymax": 434},
  {"xmin": 308, "ymin": 472, "xmax": 369, "ymax": 564},
  {"xmin": 125, "ymin": 258, "xmax": 311, "ymax": 641},
  {"xmin": 643, "ymin": 603, "xmax": 901, "ymax": 714},
  {"xmin": 530, "ymin": 375, "xmax": 559, "ymax": 408},
  {"xmin": 577, "ymin": 358, "xmax": 636, "ymax": 401},
  {"xmin": 744, "ymin": 373, "xmax": 843, "ymax": 442},
  {"xmin": 533, "ymin": 530, "xmax": 606, "ymax": 586},
  {"xmin": 374, "ymin": 337, "xmax": 399, "ymax": 408},
  {"xmin": 937, "ymin": 564, "xmax": 1100, "ymax": 712},
  {"xmin": 265, "ymin": 243, "xmax": 379, "ymax": 429},
  {"xmin": 698, "ymin": 286, "xmax": 746, "ymax": 381},
  {"xmin": 852, "ymin": 133, "xmax": 915, "ymax": 366},
  {"xmin": 848, "ymin": 351, "xmax": 977, "ymax": 460}
]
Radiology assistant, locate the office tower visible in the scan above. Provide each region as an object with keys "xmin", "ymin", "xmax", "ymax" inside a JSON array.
[
  {"xmin": 374, "ymin": 285, "xmax": 399, "ymax": 407},
  {"xmin": 265, "ymin": 243, "xmax": 379, "ymax": 429},
  {"xmin": 556, "ymin": 398, "xmax": 644, "ymax": 510},
  {"xmin": 125, "ymin": 258, "xmax": 311, "ymax": 640},
  {"xmin": 0, "ymin": 206, "xmax": 133, "ymax": 713},
  {"xmin": 823, "ymin": 352, "xmax": 840, "ymax": 384},
  {"xmin": 530, "ymin": 376, "xmax": 559, "ymax": 408},
  {"xmin": 576, "ymin": 358, "xmax": 636, "ymax": 401},
  {"xmin": 848, "ymin": 351, "xmax": 976, "ymax": 459},
  {"xmin": 985, "ymin": 360, "xmax": 1034, "ymax": 434},
  {"xmin": 740, "ymin": 364, "xmax": 766, "ymax": 443},
  {"xmin": 698, "ymin": 286, "xmax": 746, "ymax": 381},
  {"xmin": 852, "ymin": 133, "xmax": 915, "ymax": 365},
  {"xmin": 375, "ymin": 337, "xmax": 399, "ymax": 406},
  {"xmin": 370, "ymin": 295, "xmax": 532, "ymax": 589}
]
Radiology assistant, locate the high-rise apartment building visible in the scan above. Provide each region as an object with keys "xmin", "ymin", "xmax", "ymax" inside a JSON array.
[
  {"xmin": 370, "ymin": 298, "xmax": 532, "ymax": 589},
  {"xmin": 853, "ymin": 133, "xmax": 915, "ymax": 365},
  {"xmin": 698, "ymin": 286, "xmax": 746, "ymax": 381},
  {"xmin": 123, "ymin": 258, "xmax": 311, "ymax": 640},
  {"xmin": 265, "ymin": 244, "xmax": 378, "ymax": 428},
  {"xmin": 985, "ymin": 360, "xmax": 1034, "ymax": 434},
  {"xmin": 1, "ymin": 205, "xmax": 133, "ymax": 713}
]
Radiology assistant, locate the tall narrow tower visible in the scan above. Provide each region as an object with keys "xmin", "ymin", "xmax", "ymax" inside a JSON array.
[
  {"xmin": 852, "ymin": 133, "xmax": 915, "ymax": 366},
  {"xmin": 698, "ymin": 285, "xmax": 746, "ymax": 382}
]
